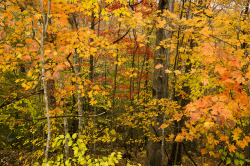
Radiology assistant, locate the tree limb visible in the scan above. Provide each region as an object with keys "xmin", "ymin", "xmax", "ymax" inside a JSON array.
[
  {"xmin": 0, "ymin": 89, "xmax": 44, "ymax": 109},
  {"xmin": 112, "ymin": 29, "xmax": 130, "ymax": 44}
]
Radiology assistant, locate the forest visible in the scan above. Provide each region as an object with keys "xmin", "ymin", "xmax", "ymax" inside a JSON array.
[{"xmin": 0, "ymin": 0, "xmax": 250, "ymax": 165}]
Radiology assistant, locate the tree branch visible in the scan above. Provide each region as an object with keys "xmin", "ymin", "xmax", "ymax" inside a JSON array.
[
  {"xmin": 182, "ymin": 142, "xmax": 198, "ymax": 166},
  {"xmin": 0, "ymin": 89, "xmax": 44, "ymax": 109},
  {"xmin": 112, "ymin": 29, "xmax": 130, "ymax": 44},
  {"xmin": 209, "ymin": 35, "xmax": 238, "ymax": 49}
]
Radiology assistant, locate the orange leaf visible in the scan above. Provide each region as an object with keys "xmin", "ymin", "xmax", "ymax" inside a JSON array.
[
  {"xmin": 23, "ymin": 55, "xmax": 31, "ymax": 61},
  {"xmin": 175, "ymin": 134, "xmax": 184, "ymax": 142},
  {"xmin": 155, "ymin": 64, "xmax": 163, "ymax": 69},
  {"xmin": 201, "ymin": 149, "xmax": 207, "ymax": 155},
  {"xmin": 228, "ymin": 144, "xmax": 236, "ymax": 152},
  {"xmin": 165, "ymin": 69, "xmax": 172, "ymax": 73}
]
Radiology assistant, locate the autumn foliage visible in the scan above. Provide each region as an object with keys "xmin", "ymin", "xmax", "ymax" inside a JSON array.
[{"xmin": 0, "ymin": 0, "xmax": 249, "ymax": 166}]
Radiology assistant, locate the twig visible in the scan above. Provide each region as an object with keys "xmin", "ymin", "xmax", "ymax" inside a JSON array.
[
  {"xmin": 182, "ymin": 142, "xmax": 198, "ymax": 166},
  {"xmin": 112, "ymin": 29, "xmax": 130, "ymax": 44},
  {"xmin": 209, "ymin": 35, "xmax": 237, "ymax": 49}
]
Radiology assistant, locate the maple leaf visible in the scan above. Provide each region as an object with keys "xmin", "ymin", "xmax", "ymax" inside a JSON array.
[
  {"xmin": 214, "ymin": 65, "xmax": 226, "ymax": 76},
  {"xmin": 201, "ymin": 78, "xmax": 209, "ymax": 86},
  {"xmin": 174, "ymin": 70, "xmax": 181, "ymax": 75},
  {"xmin": 23, "ymin": 55, "xmax": 31, "ymax": 61},
  {"xmin": 165, "ymin": 69, "xmax": 172, "ymax": 73},
  {"xmin": 155, "ymin": 64, "xmax": 163, "ymax": 69},
  {"xmin": 56, "ymin": 63, "xmax": 65, "ymax": 71},
  {"xmin": 159, "ymin": 123, "xmax": 169, "ymax": 129},
  {"xmin": 228, "ymin": 144, "xmax": 236, "ymax": 152},
  {"xmin": 201, "ymin": 149, "xmax": 207, "ymax": 155},
  {"xmin": 4, "ymin": 44, "xmax": 12, "ymax": 53},
  {"xmin": 156, "ymin": 19, "xmax": 167, "ymax": 28},
  {"xmin": 0, "ymin": 30, "xmax": 4, "ymax": 40},
  {"xmin": 246, "ymin": 71, "xmax": 250, "ymax": 79},
  {"xmin": 236, "ymin": 139, "xmax": 248, "ymax": 149},
  {"xmin": 175, "ymin": 134, "xmax": 184, "ymax": 142},
  {"xmin": 232, "ymin": 127, "xmax": 242, "ymax": 141},
  {"xmin": 204, "ymin": 121, "xmax": 214, "ymax": 129},
  {"xmin": 53, "ymin": 72, "xmax": 60, "ymax": 79},
  {"xmin": 190, "ymin": 68, "xmax": 196, "ymax": 74}
]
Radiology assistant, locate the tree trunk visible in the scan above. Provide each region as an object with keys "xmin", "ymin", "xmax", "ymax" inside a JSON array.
[
  {"xmin": 73, "ymin": 51, "xmax": 84, "ymax": 137},
  {"xmin": 47, "ymin": 79, "xmax": 56, "ymax": 109},
  {"xmin": 146, "ymin": 0, "xmax": 174, "ymax": 166},
  {"xmin": 39, "ymin": 0, "xmax": 52, "ymax": 164},
  {"xmin": 59, "ymin": 74, "xmax": 69, "ymax": 160}
]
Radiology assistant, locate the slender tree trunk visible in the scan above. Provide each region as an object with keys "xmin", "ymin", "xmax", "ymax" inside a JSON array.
[
  {"xmin": 90, "ymin": 10, "xmax": 96, "ymax": 157},
  {"xmin": 111, "ymin": 21, "xmax": 121, "ymax": 151},
  {"xmin": 74, "ymin": 51, "xmax": 84, "ymax": 137},
  {"xmin": 39, "ymin": 0, "xmax": 52, "ymax": 164},
  {"xmin": 59, "ymin": 74, "xmax": 69, "ymax": 160}
]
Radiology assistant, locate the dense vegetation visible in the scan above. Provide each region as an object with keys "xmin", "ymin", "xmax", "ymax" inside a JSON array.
[{"xmin": 0, "ymin": 0, "xmax": 250, "ymax": 165}]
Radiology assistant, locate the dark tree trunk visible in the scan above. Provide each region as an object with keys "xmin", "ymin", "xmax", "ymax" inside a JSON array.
[
  {"xmin": 146, "ymin": 0, "xmax": 174, "ymax": 166},
  {"xmin": 47, "ymin": 79, "xmax": 56, "ymax": 110}
]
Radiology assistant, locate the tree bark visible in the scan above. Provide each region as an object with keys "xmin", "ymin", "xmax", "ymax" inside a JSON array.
[
  {"xmin": 59, "ymin": 74, "xmax": 69, "ymax": 160},
  {"xmin": 73, "ymin": 51, "xmax": 84, "ymax": 137},
  {"xmin": 146, "ymin": 0, "xmax": 174, "ymax": 166},
  {"xmin": 39, "ymin": 0, "xmax": 52, "ymax": 164}
]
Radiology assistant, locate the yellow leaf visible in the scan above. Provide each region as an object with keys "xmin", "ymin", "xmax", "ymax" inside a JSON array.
[
  {"xmin": 159, "ymin": 123, "xmax": 169, "ymax": 129},
  {"xmin": 88, "ymin": 91, "xmax": 93, "ymax": 98},
  {"xmin": 92, "ymin": 85, "xmax": 100, "ymax": 90},
  {"xmin": 108, "ymin": 101, "xmax": 111, "ymax": 107},
  {"xmin": 232, "ymin": 127, "xmax": 242, "ymax": 141},
  {"xmin": 17, "ymin": 52, "xmax": 22, "ymax": 59},
  {"xmin": 89, "ymin": 99, "xmax": 97, "ymax": 106}
]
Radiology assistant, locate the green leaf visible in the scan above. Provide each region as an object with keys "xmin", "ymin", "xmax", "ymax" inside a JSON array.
[
  {"xmin": 234, "ymin": 159, "xmax": 239, "ymax": 165},
  {"xmin": 72, "ymin": 133, "xmax": 77, "ymax": 139},
  {"xmin": 226, "ymin": 158, "xmax": 231, "ymax": 165},
  {"xmin": 223, "ymin": 151, "xmax": 227, "ymax": 156},
  {"xmin": 239, "ymin": 153, "xmax": 245, "ymax": 160},
  {"xmin": 246, "ymin": 159, "xmax": 250, "ymax": 163},
  {"xmin": 236, "ymin": 152, "xmax": 240, "ymax": 158},
  {"xmin": 240, "ymin": 160, "xmax": 244, "ymax": 166},
  {"xmin": 221, "ymin": 156, "xmax": 225, "ymax": 161}
]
